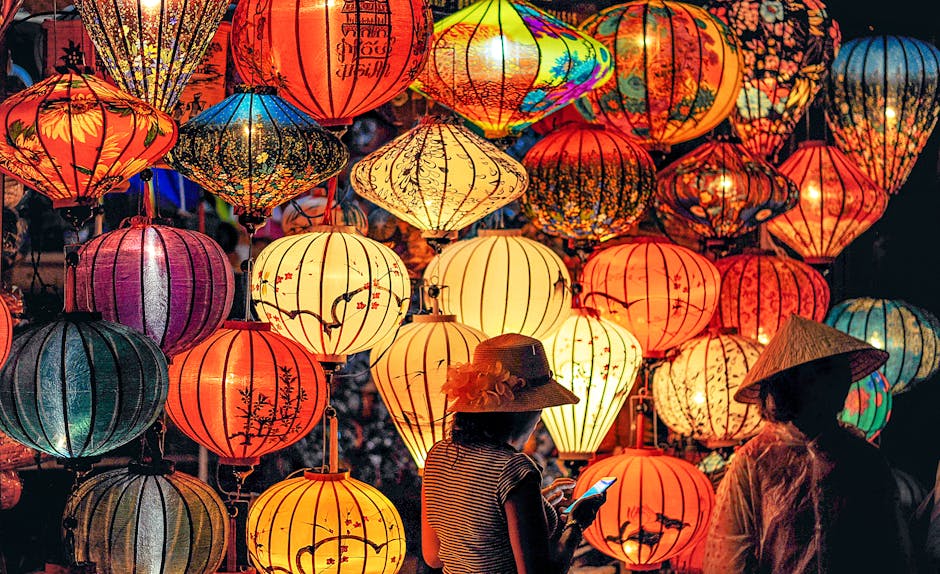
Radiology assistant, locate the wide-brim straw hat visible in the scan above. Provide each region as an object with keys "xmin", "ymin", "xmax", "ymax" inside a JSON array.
[
  {"xmin": 445, "ymin": 333, "xmax": 579, "ymax": 413},
  {"xmin": 734, "ymin": 314, "xmax": 889, "ymax": 404}
]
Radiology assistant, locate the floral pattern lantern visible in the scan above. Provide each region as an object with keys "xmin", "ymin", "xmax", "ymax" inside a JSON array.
[
  {"xmin": 281, "ymin": 195, "xmax": 369, "ymax": 237},
  {"xmin": 411, "ymin": 0, "xmax": 613, "ymax": 138},
  {"xmin": 839, "ymin": 371, "xmax": 892, "ymax": 441},
  {"xmin": 576, "ymin": 0, "xmax": 743, "ymax": 151}
]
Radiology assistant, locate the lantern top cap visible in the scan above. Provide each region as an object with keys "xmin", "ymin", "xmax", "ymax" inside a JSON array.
[
  {"xmin": 222, "ymin": 320, "xmax": 271, "ymax": 332},
  {"xmin": 304, "ymin": 469, "xmax": 350, "ymax": 482},
  {"xmin": 796, "ymin": 140, "xmax": 828, "ymax": 149},
  {"xmin": 234, "ymin": 85, "xmax": 278, "ymax": 95},
  {"xmin": 477, "ymin": 229, "xmax": 523, "ymax": 238},
  {"xmin": 412, "ymin": 314, "xmax": 457, "ymax": 323},
  {"xmin": 308, "ymin": 225, "xmax": 361, "ymax": 235}
]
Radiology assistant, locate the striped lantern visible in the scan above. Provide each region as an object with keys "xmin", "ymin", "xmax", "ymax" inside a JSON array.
[
  {"xmin": 0, "ymin": 1, "xmax": 21, "ymax": 42},
  {"xmin": 671, "ymin": 538, "xmax": 705, "ymax": 574},
  {"xmin": 280, "ymin": 195, "xmax": 369, "ymax": 237},
  {"xmin": 839, "ymin": 371, "xmax": 892, "ymax": 442},
  {"xmin": 0, "ymin": 428, "xmax": 36, "ymax": 471},
  {"xmin": 0, "ymin": 295, "xmax": 11, "ymax": 368}
]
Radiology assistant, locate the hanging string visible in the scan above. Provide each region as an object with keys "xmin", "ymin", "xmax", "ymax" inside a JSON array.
[
  {"xmin": 243, "ymin": 229, "xmax": 255, "ymax": 321},
  {"xmin": 321, "ymin": 176, "xmax": 339, "ymax": 226}
]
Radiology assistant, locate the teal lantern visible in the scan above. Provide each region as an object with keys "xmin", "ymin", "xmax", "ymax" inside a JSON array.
[{"xmin": 839, "ymin": 371, "xmax": 892, "ymax": 441}]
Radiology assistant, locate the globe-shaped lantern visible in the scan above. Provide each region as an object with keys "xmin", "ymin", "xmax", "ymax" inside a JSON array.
[
  {"xmin": 281, "ymin": 195, "xmax": 369, "ymax": 237},
  {"xmin": 521, "ymin": 123, "xmax": 656, "ymax": 242},
  {"xmin": 247, "ymin": 470, "xmax": 406, "ymax": 574},
  {"xmin": 825, "ymin": 298, "xmax": 940, "ymax": 395},
  {"xmin": 576, "ymin": 0, "xmax": 743, "ymax": 151},
  {"xmin": 826, "ymin": 36, "xmax": 940, "ymax": 194},
  {"xmin": 576, "ymin": 449, "xmax": 715, "ymax": 570},
  {"xmin": 0, "ymin": 295, "xmax": 11, "ymax": 368},
  {"xmin": 0, "ymin": 428, "xmax": 36, "ymax": 471},
  {"xmin": 74, "ymin": 0, "xmax": 229, "ymax": 113},
  {"xmin": 839, "ymin": 371, "xmax": 892, "ymax": 442},
  {"xmin": 652, "ymin": 331, "xmax": 764, "ymax": 446},
  {"xmin": 253, "ymin": 227, "xmax": 412, "ymax": 363},
  {"xmin": 581, "ymin": 238, "xmax": 721, "ymax": 358},
  {"xmin": 166, "ymin": 321, "xmax": 329, "ymax": 466},
  {"xmin": 765, "ymin": 141, "xmax": 888, "ymax": 266},
  {"xmin": 0, "ymin": 74, "xmax": 177, "ymax": 208},
  {"xmin": 706, "ymin": 0, "xmax": 840, "ymax": 159},
  {"xmin": 0, "ymin": 1, "xmax": 22, "ymax": 43},
  {"xmin": 423, "ymin": 229, "xmax": 571, "ymax": 339},
  {"xmin": 0, "ymin": 469, "xmax": 20, "ymax": 510},
  {"xmin": 411, "ymin": 0, "xmax": 613, "ymax": 138},
  {"xmin": 231, "ymin": 0, "xmax": 431, "ymax": 127}
]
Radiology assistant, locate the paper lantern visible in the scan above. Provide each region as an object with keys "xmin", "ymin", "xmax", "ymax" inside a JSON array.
[
  {"xmin": 0, "ymin": 295, "xmax": 11, "ymax": 369},
  {"xmin": 370, "ymin": 314, "xmax": 486, "ymax": 468},
  {"xmin": 231, "ymin": 0, "xmax": 432, "ymax": 126},
  {"xmin": 65, "ymin": 466, "xmax": 228, "ymax": 574},
  {"xmin": 839, "ymin": 371, "xmax": 892, "ymax": 441},
  {"xmin": 166, "ymin": 321, "xmax": 328, "ymax": 466},
  {"xmin": 411, "ymin": 0, "xmax": 613, "ymax": 138},
  {"xmin": 521, "ymin": 123, "xmax": 656, "ymax": 242},
  {"xmin": 74, "ymin": 0, "xmax": 229, "ymax": 113},
  {"xmin": 652, "ymin": 331, "xmax": 764, "ymax": 445},
  {"xmin": 541, "ymin": 307, "xmax": 643, "ymax": 460},
  {"xmin": 581, "ymin": 238, "xmax": 721, "ymax": 358},
  {"xmin": 174, "ymin": 21, "xmax": 232, "ymax": 124},
  {"xmin": 765, "ymin": 141, "xmax": 888, "ymax": 266},
  {"xmin": 247, "ymin": 470, "xmax": 406, "ymax": 574},
  {"xmin": 423, "ymin": 229, "xmax": 571, "ymax": 339},
  {"xmin": 0, "ymin": 470, "xmax": 20, "ymax": 510},
  {"xmin": 576, "ymin": 0, "xmax": 743, "ymax": 151},
  {"xmin": 706, "ymin": 0, "xmax": 840, "ymax": 158},
  {"xmin": 827, "ymin": 35, "xmax": 940, "ymax": 194},
  {"xmin": 576, "ymin": 449, "xmax": 715, "ymax": 570},
  {"xmin": 0, "ymin": 1, "xmax": 22, "ymax": 42},
  {"xmin": 351, "ymin": 114, "xmax": 528, "ymax": 239},
  {"xmin": 0, "ymin": 313, "xmax": 168, "ymax": 460},
  {"xmin": 253, "ymin": 227, "xmax": 412, "ymax": 362},
  {"xmin": 281, "ymin": 195, "xmax": 369, "ymax": 237},
  {"xmin": 0, "ymin": 429, "xmax": 36, "ymax": 471},
  {"xmin": 0, "ymin": 74, "xmax": 177, "ymax": 208},
  {"xmin": 826, "ymin": 298, "xmax": 940, "ymax": 395},
  {"xmin": 671, "ymin": 538, "xmax": 705, "ymax": 574},
  {"xmin": 712, "ymin": 253, "xmax": 830, "ymax": 345}
]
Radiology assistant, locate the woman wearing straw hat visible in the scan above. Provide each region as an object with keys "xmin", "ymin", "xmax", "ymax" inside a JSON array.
[
  {"xmin": 421, "ymin": 333, "xmax": 608, "ymax": 574},
  {"xmin": 703, "ymin": 315, "xmax": 914, "ymax": 573}
]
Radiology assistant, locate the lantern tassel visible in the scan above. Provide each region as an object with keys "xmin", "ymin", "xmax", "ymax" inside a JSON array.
[
  {"xmin": 322, "ymin": 176, "xmax": 338, "ymax": 226},
  {"xmin": 141, "ymin": 168, "xmax": 157, "ymax": 220}
]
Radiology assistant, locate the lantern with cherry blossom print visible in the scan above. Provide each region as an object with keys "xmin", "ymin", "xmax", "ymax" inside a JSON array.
[{"xmin": 839, "ymin": 371, "xmax": 892, "ymax": 441}]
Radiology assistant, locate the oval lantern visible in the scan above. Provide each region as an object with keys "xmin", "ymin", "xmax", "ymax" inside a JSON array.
[
  {"xmin": 231, "ymin": 0, "xmax": 432, "ymax": 126},
  {"xmin": 247, "ymin": 470, "xmax": 406, "ymax": 574},
  {"xmin": 575, "ymin": 449, "xmax": 715, "ymax": 570},
  {"xmin": 522, "ymin": 123, "xmax": 656, "ymax": 242},
  {"xmin": 765, "ymin": 141, "xmax": 888, "ymax": 266},
  {"xmin": 0, "ymin": 295, "xmax": 11, "ymax": 368},
  {"xmin": 581, "ymin": 238, "xmax": 721, "ymax": 358},
  {"xmin": 839, "ymin": 371, "xmax": 892, "ymax": 442},
  {"xmin": 281, "ymin": 195, "xmax": 369, "ymax": 237},
  {"xmin": 576, "ymin": 0, "xmax": 743, "ymax": 151},
  {"xmin": 826, "ymin": 35, "xmax": 940, "ymax": 195},
  {"xmin": 65, "ymin": 465, "xmax": 228, "ymax": 574},
  {"xmin": 423, "ymin": 229, "xmax": 572, "ymax": 339}
]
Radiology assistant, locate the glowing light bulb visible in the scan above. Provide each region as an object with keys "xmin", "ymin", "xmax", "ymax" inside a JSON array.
[
  {"xmin": 692, "ymin": 391, "xmax": 706, "ymax": 405},
  {"xmin": 804, "ymin": 183, "xmax": 821, "ymax": 202},
  {"xmin": 885, "ymin": 107, "xmax": 897, "ymax": 120},
  {"xmin": 868, "ymin": 332, "xmax": 885, "ymax": 349},
  {"xmin": 140, "ymin": 0, "xmax": 161, "ymax": 11}
]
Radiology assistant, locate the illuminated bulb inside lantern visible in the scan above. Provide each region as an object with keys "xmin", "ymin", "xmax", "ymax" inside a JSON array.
[
  {"xmin": 757, "ymin": 327, "xmax": 770, "ymax": 345},
  {"xmin": 483, "ymin": 36, "xmax": 507, "ymax": 64},
  {"xmin": 868, "ymin": 332, "xmax": 885, "ymax": 349},
  {"xmin": 692, "ymin": 391, "xmax": 706, "ymax": 405},
  {"xmin": 885, "ymin": 107, "xmax": 897, "ymax": 120},
  {"xmin": 804, "ymin": 183, "xmax": 821, "ymax": 203},
  {"xmin": 140, "ymin": 0, "xmax": 162, "ymax": 11}
]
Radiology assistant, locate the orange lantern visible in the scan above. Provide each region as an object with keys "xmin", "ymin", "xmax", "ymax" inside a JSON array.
[
  {"xmin": 0, "ymin": 1, "xmax": 21, "ymax": 42},
  {"xmin": 0, "ymin": 296, "xmax": 10, "ymax": 369}
]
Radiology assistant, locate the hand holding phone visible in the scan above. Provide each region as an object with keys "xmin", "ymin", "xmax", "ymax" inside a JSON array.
[{"xmin": 564, "ymin": 476, "xmax": 617, "ymax": 513}]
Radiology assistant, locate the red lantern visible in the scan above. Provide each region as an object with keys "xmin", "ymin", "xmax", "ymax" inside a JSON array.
[
  {"xmin": 0, "ymin": 1, "xmax": 21, "ymax": 42},
  {"xmin": 0, "ymin": 296, "xmax": 10, "ymax": 369}
]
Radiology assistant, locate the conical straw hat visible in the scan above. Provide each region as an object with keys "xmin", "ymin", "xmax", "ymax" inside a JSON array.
[{"xmin": 734, "ymin": 314, "xmax": 889, "ymax": 404}]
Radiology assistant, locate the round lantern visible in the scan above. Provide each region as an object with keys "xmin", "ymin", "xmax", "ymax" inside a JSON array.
[
  {"xmin": 826, "ymin": 36, "xmax": 940, "ymax": 195},
  {"xmin": 253, "ymin": 226, "xmax": 412, "ymax": 362},
  {"xmin": 581, "ymin": 238, "xmax": 721, "ymax": 357},
  {"xmin": 0, "ymin": 74, "xmax": 177, "ymax": 208},
  {"xmin": 65, "ymin": 465, "xmax": 228, "ymax": 574},
  {"xmin": 0, "ymin": 428, "xmax": 36, "ymax": 470},
  {"xmin": 281, "ymin": 195, "xmax": 369, "ymax": 237},
  {"xmin": 706, "ymin": 0, "xmax": 840, "ymax": 159},
  {"xmin": 576, "ymin": 0, "xmax": 743, "ymax": 150},
  {"xmin": 351, "ymin": 114, "xmax": 528, "ymax": 239},
  {"xmin": 0, "ymin": 1, "xmax": 22, "ymax": 42},
  {"xmin": 231, "ymin": 0, "xmax": 431, "ymax": 126},
  {"xmin": 74, "ymin": 0, "xmax": 229, "ymax": 113},
  {"xmin": 576, "ymin": 449, "xmax": 715, "ymax": 570},
  {"xmin": 671, "ymin": 538, "xmax": 705, "ymax": 574},
  {"xmin": 247, "ymin": 470, "xmax": 406, "ymax": 574},
  {"xmin": 423, "ymin": 229, "xmax": 571, "ymax": 339},
  {"xmin": 522, "ymin": 123, "xmax": 656, "ymax": 242},
  {"xmin": 839, "ymin": 371, "xmax": 892, "ymax": 441},
  {"xmin": 0, "ymin": 295, "xmax": 11, "ymax": 368},
  {"xmin": 712, "ymin": 253, "xmax": 830, "ymax": 345},
  {"xmin": 541, "ymin": 307, "xmax": 643, "ymax": 460},
  {"xmin": 74, "ymin": 220, "xmax": 234, "ymax": 359},
  {"xmin": 826, "ymin": 298, "xmax": 940, "ymax": 395},
  {"xmin": 0, "ymin": 313, "xmax": 168, "ymax": 460},
  {"xmin": 411, "ymin": 0, "xmax": 613, "ymax": 138},
  {"xmin": 0, "ymin": 469, "xmax": 21, "ymax": 510},
  {"xmin": 765, "ymin": 141, "xmax": 888, "ymax": 265},
  {"xmin": 370, "ymin": 313, "xmax": 486, "ymax": 469}
]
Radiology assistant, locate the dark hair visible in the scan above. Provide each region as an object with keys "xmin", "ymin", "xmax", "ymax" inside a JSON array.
[{"xmin": 449, "ymin": 411, "xmax": 541, "ymax": 446}]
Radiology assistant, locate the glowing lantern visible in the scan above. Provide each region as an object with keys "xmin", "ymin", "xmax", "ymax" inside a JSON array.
[
  {"xmin": 706, "ymin": 0, "xmax": 840, "ymax": 159},
  {"xmin": 0, "ymin": 429, "xmax": 36, "ymax": 470},
  {"xmin": 765, "ymin": 141, "xmax": 888, "ymax": 266},
  {"xmin": 0, "ymin": 1, "xmax": 22, "ymax": 42},
  {"xmin": 423, "ymin": 230, "xmax": 571, "ymax": 339},
  {"xmin": 74, "ymin": 0, "xmax": 229, "ymax": 112},
  {"xmin": 576, "ymin": 0, "xmax": 743, "ymax": 150},
  {"xmin": 576, "ymin": 449, "xmax": 714, "ymax": 570},
  {"xmin": 651, "ymin": 331, "xmax": 764, "ymax": 445},
  {"xmin": 0, "ymin": 470, "xmax": 20, "ymax": 510},
  {"xmin": 231, "ymin": 0, "xmax": 431, "ymax": 126},
  {"xmin": 522, "ymin": 123, "xmax": 656, "ymax": 242},
  {"xmin": 581, "ymin": 238, "xmax": 721, "ymax": 357},
  {"xmin": 0, "ymin": 296, "xmax": 11, "ymax": 368},
  {"xmin": 252, "ymin": 227, "xmax": 412, "ymax": 363},
  {"xmin": 826, "ymin": 36, "xmax": 940, "ymax": 194},
  {"xmin": 411, "ymin": 0, "xmax": 613, "ymax": 138},
  {"xmin": 247, "ymin": 470, "xmax": 406, "ymax": 574},
  {"xmin": 671, "ymin": 538, "xmax": 705, "ymax": 574},
  {"xmin": 712, "ymin": 253, "xmax": 830, "ymax": 345},
  {"xmin": 839, "ymin": 371, "xmax": 892, "ymax": 441},
  {"xmin": 281, "ymin": 195, "xmax": 369, "ymax": 237},
  {"xmin": 0, "ymin": 74, "xmax": 177, "ymax": 208},
  {"xmin": 541, "ymin": 307, "xmax": 643, "ymax": 460},
  {"xmin": 826, "ymin": 297, "xmax": 940, "ymax": 395}
]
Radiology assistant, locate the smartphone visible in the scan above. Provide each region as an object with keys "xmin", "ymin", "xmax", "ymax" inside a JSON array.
[{"xmin": 563, "ymin": 476, "xmax": 617, "ymax": 513}]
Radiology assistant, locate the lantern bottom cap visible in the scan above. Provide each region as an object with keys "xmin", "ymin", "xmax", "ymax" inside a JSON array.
[
  {"xmin": 701, "ymin": 439, "xmax": 740, "ymax": 449},
  {"xmin": 218, "ymin": 456, "xmax": 261, "ymax": 467},
  {"xmin": 623, "ymin": 561, "xmax": 663, "ymax": 571},
  {"xmin": 557, "ymin": 452, "xmax": 595, "ymax": 461}
]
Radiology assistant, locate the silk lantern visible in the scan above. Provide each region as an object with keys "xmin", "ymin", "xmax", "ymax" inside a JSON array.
[
  {"xmin": 0, "ymin": 295, "xmax": 11, "ymax": 368},
  {"xmin": 576, "ymin": 0, "xmax": 743, "ymax": 151},
  {"xmin": 281, "ymin": 195, "xmax": 369, "ymax": 237},
  {"xmin": 0, "ymin": 469, "xmax": 20, "ymax": 510},
  {"xmin": 0, "ymin": 429, "xmax": 36, "ymax": 470},
  {"xmin": 0, "ymin": 1, "xmax": 21, "ymax": 42},
  {"xmin": 839, "ymin": 371, "xmax": 892, "ymax": 441}
]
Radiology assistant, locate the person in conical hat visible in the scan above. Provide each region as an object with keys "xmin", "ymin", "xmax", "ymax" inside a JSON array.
[{"xmin": 704, "ymin": 315, "xmax": 915, "ymax": 573}]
